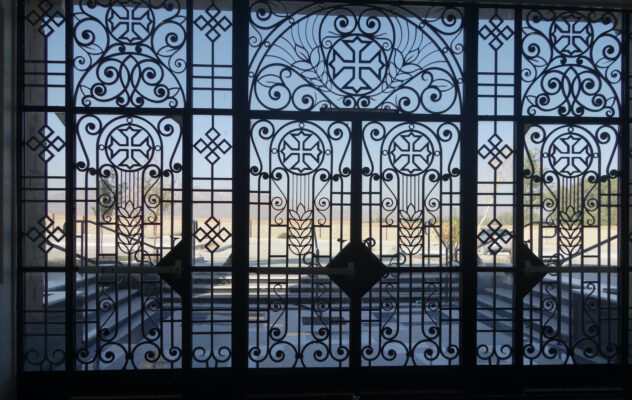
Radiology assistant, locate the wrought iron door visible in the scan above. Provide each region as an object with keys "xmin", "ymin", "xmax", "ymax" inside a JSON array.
[
  {"xmin": 16, "ymin": 0, "xmax": 632, "ymax": 397},
  {"xmin": 246, "ymin": 2, "xmax": 465, "ymax": 369}
]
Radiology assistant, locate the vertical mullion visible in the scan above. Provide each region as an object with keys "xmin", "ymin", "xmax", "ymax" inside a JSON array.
[
  {"xmin": 461, "ymin": 4, "xmax": 478, "ymax": 369},
  {"xmin": 182, "ymin": 0, "xmax": 193, "ymax": 373},
  {"xmin": 350, "ymin": 118, "xmax": 362, "ymax": 384},
  {"xmin": 619, "ymin": 10, "xmax": 630, "ymax": 365},
  {"xmin": 232, "ymin": 0, "xmax": 250, "ymax": 392},
  {"xmin": 513, "ymin": 6, "xmax": 524, "ymax": 369},
  {"xmin": 64, "ymin": 0, "xmax": 75, "ymax": 373},
  {"xmin": 16, "ymin": 0, "xmax": 24, "ymax": 374}
]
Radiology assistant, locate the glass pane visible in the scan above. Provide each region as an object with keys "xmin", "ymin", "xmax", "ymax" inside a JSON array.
[
  {"xmin": 478, "ymin": 8, "xmax": 515, "ymax": 116},
  {"xmin": 24, "ymin": 0, "xmax": 66, "ymax": 107},
  {"xmin": 192, "ymin": 0, "xmax": 233, "ymax": 108}
]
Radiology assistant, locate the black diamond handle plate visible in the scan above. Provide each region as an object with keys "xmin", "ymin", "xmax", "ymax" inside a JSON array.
[{"xmin": 325, "ymin": 241, "xmax": 387, "ymax": 298}]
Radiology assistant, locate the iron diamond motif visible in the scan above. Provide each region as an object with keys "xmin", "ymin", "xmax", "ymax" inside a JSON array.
[{"xmin": 325, "ymin": 241, "xmax": 386, "ymax": 298}]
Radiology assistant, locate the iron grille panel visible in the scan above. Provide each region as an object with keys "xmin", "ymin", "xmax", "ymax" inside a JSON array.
[{"xmin": 16, "ymin": 0, "xmax": 632, "ymax": 382}]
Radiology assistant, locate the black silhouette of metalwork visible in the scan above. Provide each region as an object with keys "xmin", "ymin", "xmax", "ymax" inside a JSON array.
[
  {"xmin": 16, "ymin": 0, "xmax": 632, "ymax": 394},
  {"xmin": 74, "ymin": 114, "xmax": 183, "ymax": 369},
  {"xmin": 26, "ymin": 216, "xmax": 66, "ymax": 254},
  {"xmin": 73, "ymin": 0, "xmax": 187, "ymax": 108},
  {"xmin": 522, "ymin": 10, "xmax": 622, "ymax": 116},
  {"xmin": 26, "ymin": 0, "xmax": 64, "ymax": 37},
  {"xmin": 361, "ymin": 121, "xmax": 461, "ymax": 366},
  {"xmin": 249, "ymin": 3, "xmax": 463, "ymax": 113},
  {"xmin": 248, "ymin": 119, "xmax": 351, "ymax": 367},
  {"xmin": 522, "ymin": 123, "xmax": 619, "ymax": 364}
]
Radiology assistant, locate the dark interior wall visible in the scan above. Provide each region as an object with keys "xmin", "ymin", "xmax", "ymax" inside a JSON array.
[{"xmin": 0, "ymin": 0, "xmax": 16, "ymax": 399}]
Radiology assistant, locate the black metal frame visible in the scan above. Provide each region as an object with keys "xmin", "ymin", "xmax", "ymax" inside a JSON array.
[{"xmin": 16, "ymin": 0, "xmax": 632, "ymax": 398}]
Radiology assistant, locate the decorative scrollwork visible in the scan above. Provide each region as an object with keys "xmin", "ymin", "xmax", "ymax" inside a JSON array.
[
  {"xmin": 523, "ymin": 275, "xmax": 618, "ymax": 364},
  {"xmin": 524, "ymin": 124, "xmax": 618, "ymax": 267},
  {"xmin": 363, "ymin": 121, "xmax": 460, "ymax": 267},
  {"xmin": 522, "ymin": 10, "xmax": 622, "ymax": 116},
  {"xmin": 523, "ymin": 124, "xmax": 619, "ymax": 364},
  {"xmin": 249, "ymin": 3, "xmax": 463, "ymax": 113},
  {"xmin": 74, "ymin": 0, "xmax": 187, "ymax": 108},
  {"xmin": 249, "ymin": 119, "xmax": 351, "ymax": 367},
  {"xmin": 361, "ymin": 272, "xmax": 460, "ymax": 366},
  {"xmin": 250, "ymin": 119, "xmax": 350, "ymax": 269},
  {"xmin": 77, "ymin": 114, "xmax": 182, "ymax": 266}
]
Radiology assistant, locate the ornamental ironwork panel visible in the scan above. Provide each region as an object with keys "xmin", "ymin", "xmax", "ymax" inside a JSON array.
[
  {"xmin": 478, "ymin": 8, "xmax": 515, "ymax": 116},
  {"xmin": 18, "ymin": 0, "xmax": 632, "ymax": 375},
  {"xmin": 248, "ymin": 2, "xmax": 463, "ymax": 113},
  {"xmin": 524, "ymin": 124, "xmax": 619, "ymax": 268},
  {"xmin": 523, "ymin": 124, "xmax": 620, "ymax": 365},
  {"xmin": 73, "ymin": 0, "xmax": 187, "ymax": 108},
  {"xmin": 248, "ymin": 119, "xmax": 351, "ymax": 367},
  {"xmin": 192, "ymin": 0, "xmax": 233, "ymax": 108},
  {"xmin": 477, "ymin": 121, "xmax": 514, "ymax": 266},
  {"xmin": 248, "ymin": 273, "xmax": 350, "ymax": 367},
  {"xmin": 523, "ymin": 272, "xmax": 619, "ymax": 365},
  {"xmin": 192, "ymin": 115, "xmax": 232, "ymax": 267},
  {"xmin": 74, "ymin": 271, "xmax": 183, "ymax": 369},
  {"xmin": 521, "ymin": 10, "xmax": 622, "ymax": 117},
  {"xmin": 361, "ymin": 271, "xmax": 460, "ymax": 366},
  {"xmin": 21, "ymin": 110, "xmax": 67, "ymax": 371},
  {"xmin": 361, "ymin": 121, "xmax": 461, "ymax": 268},
  {"xmin": 476, "ymin": 121, "xmax": 515, "ymax": 366},
  {"xmin": 249, "ymin": 119, "xmax": 351, "ymax": 269},
  {"xmin": 74, "ymin": 114, "xmax": 183, "ymax": 369},
  {"xmin": 360, "ymin": 121, "xmax": 461, "ymax": 366},
  {"xmin": 24, "ymin": 0, "xmax": 66, "ymax": 106},
  {"xmin": 191, "ymin": 114, "xmax": 233, "ymax": 367}
]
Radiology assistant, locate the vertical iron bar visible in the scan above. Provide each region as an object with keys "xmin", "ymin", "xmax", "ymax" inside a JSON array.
[
  {"xmin": 350, "ymin": 118, "xmax": 362, "ymax": 391},
  {"xmin": 65, "ymin": 0, "xmax": 75, "ymax": 373},
  {"xmin": 16, "ymin": 0, "xmax": 24, "ymax": 375},
  {"xmin": 181, "ymin": 0, "xmax": 193, "ymax": 374},
  {"xmin": 461, "ymin": 4, "xmax": 478, "ymax": 371},
  {"xmin": 232, "ymin": 0, "xmax": 250, "ymax": 397},
  {"xmin": 619, "ymin": 10, "xmax": 630, "ymax": 365},
  {"xmin": 513, "ymin": 6, "xmax": 524, "ymax": 369}
]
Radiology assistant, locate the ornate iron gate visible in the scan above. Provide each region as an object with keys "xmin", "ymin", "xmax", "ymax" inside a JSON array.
[{"xmin": 17, "ymin": 0, "xmax": 632, "ymax": 397}]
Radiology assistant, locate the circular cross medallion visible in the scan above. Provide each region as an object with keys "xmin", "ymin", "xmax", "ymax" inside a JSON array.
[
  {"xmin": 106, "ymin": 1, "xmax": 155, "ymax": 44},
  {"xmin": 548, "ymin": 132, "xmax": 594, "ymax": 178},
  {"xmin": 550, "ymin": 13, "xmax": 593, "ymax": 56},
  {"xmin": 105, "ymin": 123, "xmax": 156, "ymax": 172},
  {"xmin": 326, "ymin": 34, "xmax": 387, "ymax": 96},
  {"xmin": 278, "ymin": 129, "xmax": 326, "ymax": 175},
  {"xmin": 388, "ymin": 131, "xmax": 435, "ymax": 176}
]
